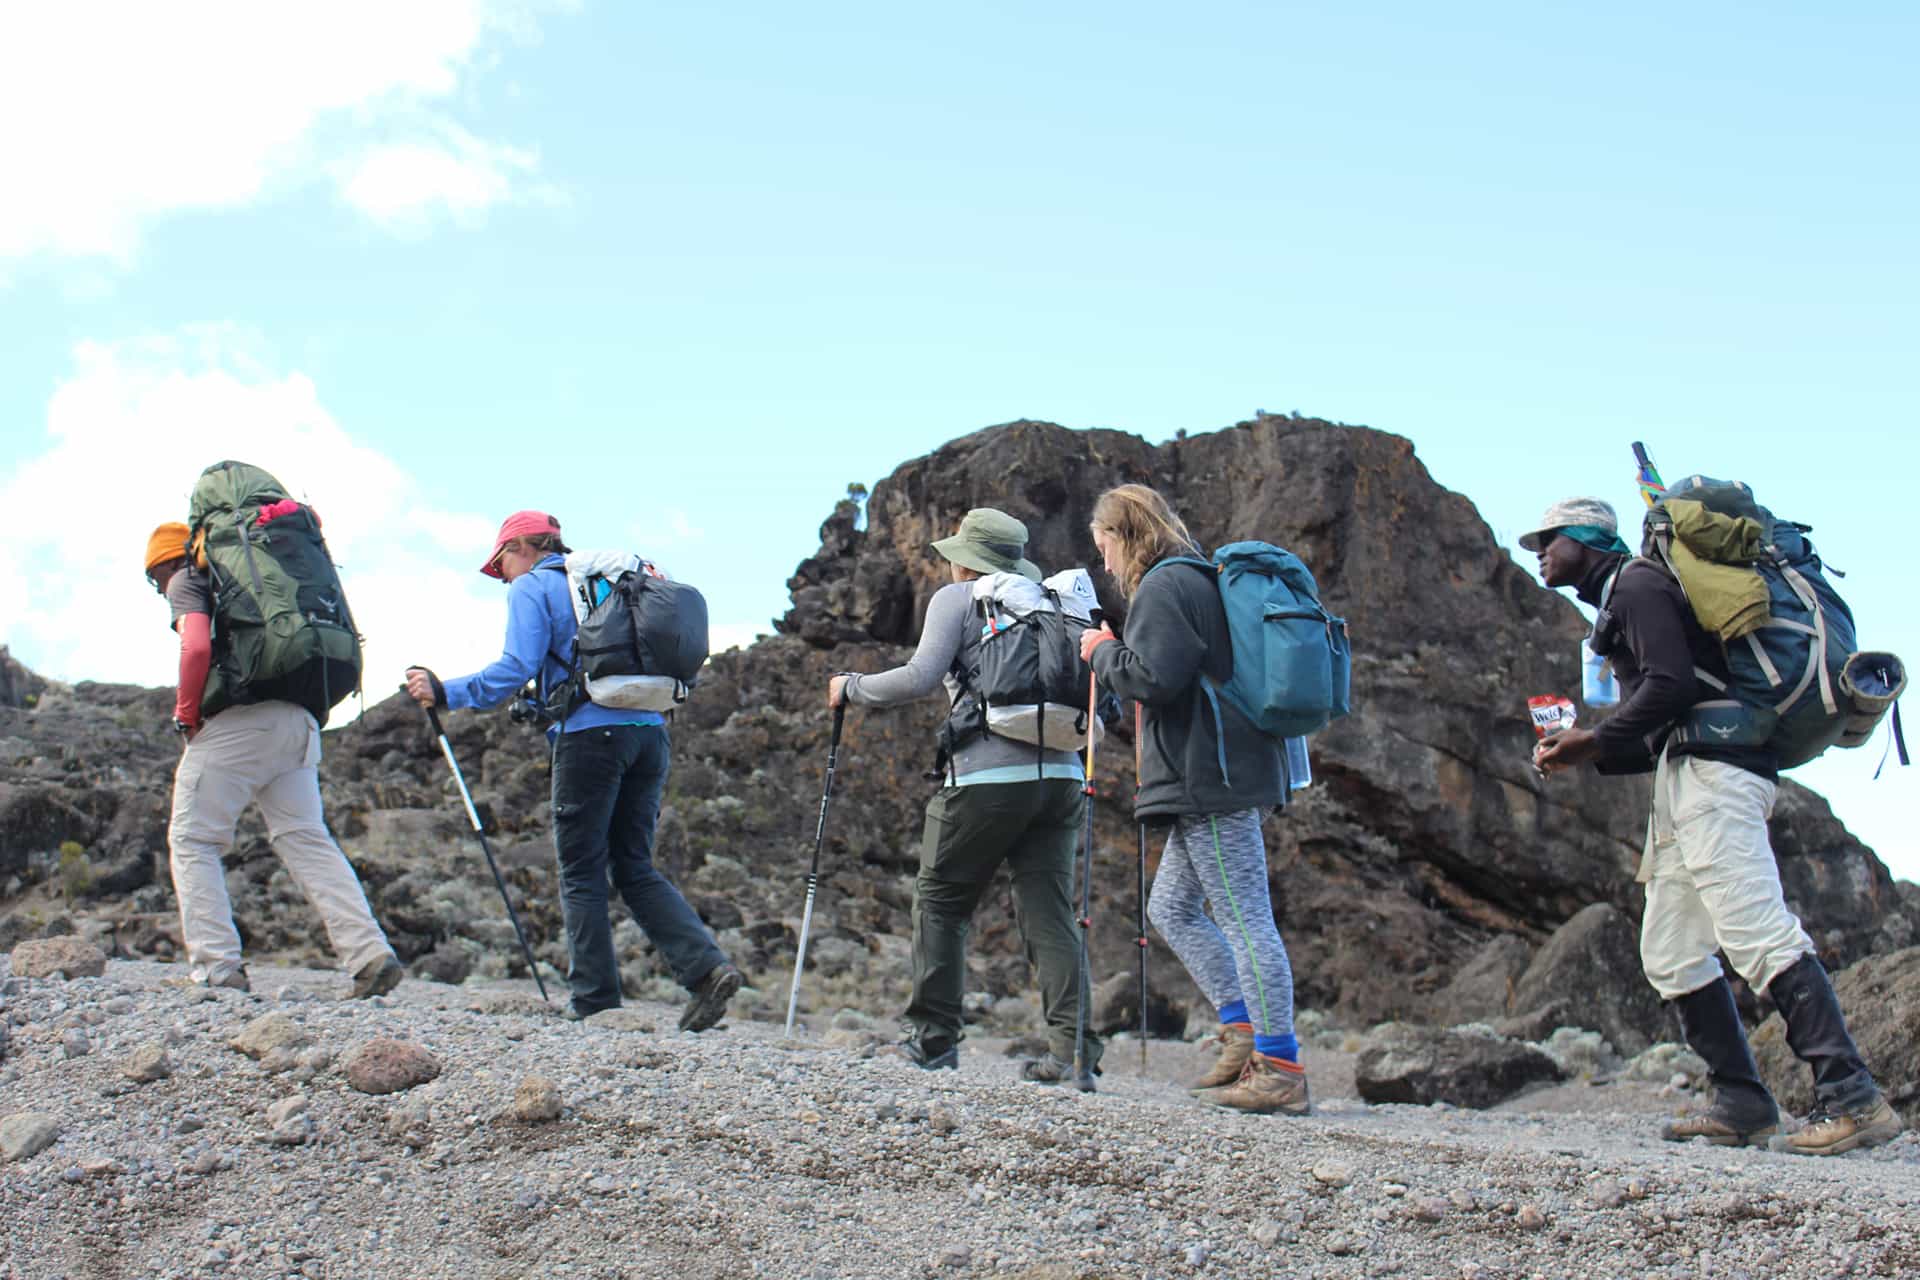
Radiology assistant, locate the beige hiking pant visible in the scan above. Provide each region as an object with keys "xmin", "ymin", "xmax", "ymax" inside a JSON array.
[
  {"xmin": 1637, "ymin": 751, "xmax": 1814, "ymax": 1000},
  {"xmin": 167, "ymin": 701, "xmax": 392, "ymax": 983}
]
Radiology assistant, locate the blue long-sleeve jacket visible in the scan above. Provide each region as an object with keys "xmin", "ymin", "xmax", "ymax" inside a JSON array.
[{"xmin": 442, "ymin": 554, "xmax": 663, "ymax": 733}]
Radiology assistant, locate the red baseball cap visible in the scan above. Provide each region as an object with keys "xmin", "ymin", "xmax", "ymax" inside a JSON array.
[{"xmin": 481, "ymin": 510, "xmax": 562, "ymax": 578}]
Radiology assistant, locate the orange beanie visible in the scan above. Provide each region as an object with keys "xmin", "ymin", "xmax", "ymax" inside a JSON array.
[{"xmin": 144, "ymin": 522, "xmax": 190, "ymax": 574}]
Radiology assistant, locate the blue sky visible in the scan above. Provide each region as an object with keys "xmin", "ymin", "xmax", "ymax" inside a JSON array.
[{"xmin": 1, "ymin": 2, "xmax": 1912, "ymax": 878}]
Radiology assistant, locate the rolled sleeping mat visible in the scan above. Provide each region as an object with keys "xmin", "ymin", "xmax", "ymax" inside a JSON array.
[{"xmin": 1837, "ymin": 651, "xmax": 1906, "ymax": 749}]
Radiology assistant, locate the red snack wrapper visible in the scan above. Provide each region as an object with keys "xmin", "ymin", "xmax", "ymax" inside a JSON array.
[{"xmin": 1527, "ymin": 695, "xmax": 1577, "ymax": 740}]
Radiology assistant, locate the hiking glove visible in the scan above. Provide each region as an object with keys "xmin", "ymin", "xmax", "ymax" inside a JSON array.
[{"xmin": 405, "ymin": 666, "xmax": 447, "ymax": 709}]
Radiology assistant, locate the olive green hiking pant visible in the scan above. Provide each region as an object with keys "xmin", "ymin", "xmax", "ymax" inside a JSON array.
[{"xmin": 906, "ymin": 778, "xmax": 1101, "ymax": 1065}]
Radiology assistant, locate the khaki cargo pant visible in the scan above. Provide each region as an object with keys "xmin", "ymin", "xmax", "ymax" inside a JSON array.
[
  {"xmin": 1637, "ymin": 751, "xmax": 1814, "ymax": 1001},
  {"xmin": 168, "ymin": 701, "xmax": 393, "ymax": 984}
]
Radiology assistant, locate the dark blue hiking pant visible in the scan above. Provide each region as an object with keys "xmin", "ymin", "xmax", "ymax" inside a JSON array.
[{"xmin": 551, "ymin": 723, "xmax": 725, "ymax": 1016}]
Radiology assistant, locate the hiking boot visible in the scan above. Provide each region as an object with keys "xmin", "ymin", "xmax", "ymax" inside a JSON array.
[
  {"xmin": 877, "ymin": 1035, "xmax": 959, "ymax": 1071},
  {"xmin": 1199, "ymin": 1052, "xmax": 1311, "ymax": 1116},
  {"xmin": 1768, "ymin": 1095, "xmax": 1905, "ymax": 1157},
  {"xmin": 1190, "ymin": 1022, "xmax": 1255, "ymax": 1094},
  {"xmin": 349, "ymin": 955, "xmax": 403, "ymax": 1000},
  {"xmin": 1659, "ymin": 1106, "xmax": 1778, "ymax": 1147},
  {"xmin": 1668, "ymin": 976, "xmax": 1780, "ymax": 1141},
  {"xmin": 1022, "ymin": 1052, "xmax": 1097, "ymax": 1092},
  {"xmin": 678, "ymin": 962, "xmax": 742, "ymax": 1032},
  {"xmin": 208, "ymin": 966, "xmax": 250, "ymax": 993}
]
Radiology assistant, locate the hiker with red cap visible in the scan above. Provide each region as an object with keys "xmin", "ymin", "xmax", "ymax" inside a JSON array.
[
  {"xmin": 144, "ymin": 517, "xmax": 401, "ymax": 999},
  {"xmin": 405, "ymin": 511, "xmax": 741, "ymax": 1029}
]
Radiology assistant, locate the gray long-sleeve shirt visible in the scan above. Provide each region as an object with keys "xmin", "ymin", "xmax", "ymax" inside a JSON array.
[{"xmin": 845, "ymin": 580, "xmax": 1084, "ymax": 784}]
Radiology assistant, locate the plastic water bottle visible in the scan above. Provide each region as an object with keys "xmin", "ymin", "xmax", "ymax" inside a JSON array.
[
  {"xmin": 1581, "ymin": 639, "xmax": 1619, "ymax": 708},
  {"xmin": 1285, "ymin": 736, "xmax": 1312, "ymax": 790}
]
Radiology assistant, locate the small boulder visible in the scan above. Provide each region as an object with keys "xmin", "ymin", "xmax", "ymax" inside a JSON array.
[
  {"xmin": 343, "ymin": 1039, "xmax": 441, "ymax": 1095},
  {"xmin": 1091, "ymin": 970, "xmax": 1188, "ymax": 1038},
  {"xmin": 510, "ymin": 1076, "xmax": 563, "ymax": 1123},
  {"xmin": 1498, "ymin": 904, "xmax": 1669, "ymax": 1055},
  {"xmin": 1, "ymin": 1112, "xmax": 61, "ymax": 1162},
  {"xmin": 1428, "ymin": 934, "xmax": 1533, "ymax": 1028},
  {"xmin": 1354, "ymin": 1022, "xmax": 1562, "ymax": 1109},
  {"xmin": 230, "ymin": 1012, "xmax": 312, "ymax": 1060},
  {"xmin": 10, "ymin": 937, "xmax": 107, "ymax": 980},
  {"xmin": 121, "ymin": 1043, "xmax": 172, "ymax": 1083}
]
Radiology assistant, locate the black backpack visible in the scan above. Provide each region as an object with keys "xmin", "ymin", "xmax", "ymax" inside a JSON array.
[{"xmin": 574, "ymin": 566, "xmax": 710, "ymax": 687}]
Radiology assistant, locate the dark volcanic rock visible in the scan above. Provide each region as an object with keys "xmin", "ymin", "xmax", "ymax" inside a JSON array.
[
  {"xmin": 1427, "ymin": 934, "xmax": 1533, "ymax": 1028},
  {"xmin": 1, "ymin": 416, "xmax": 1911, "ymax": 1036},
  {"xmin": 1497, "ymin": 904, "xmax": 1670, "ymax": 1055},
  {"xmin": 1354, "ymin": 1022, "xmax": 1563, "ymax": 1109},
  {"xmin": 1751, "ymin": 947, "xmax": 1920, "ymax": 1127},
  {"xmin": 1091, "ymin": 969, "xmax": 1190, "ymax": 1039}
]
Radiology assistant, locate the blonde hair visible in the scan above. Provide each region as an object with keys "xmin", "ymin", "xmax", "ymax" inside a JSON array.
[{"xmin": 1090, "ymin": 484, "xmax": 1201, "ymax": 597}]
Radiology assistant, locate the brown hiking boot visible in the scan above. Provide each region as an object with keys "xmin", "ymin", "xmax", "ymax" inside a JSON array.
[
  {"xmin": 1189, "ymin": 1022, "xmax": 1255, "ymax": 1095},
  {"xmin": 1199, "ymin": 1052, "xmax": 1311, "ymax": 1116},
  {"xmin": 678, "ymin": 962, "xmax": 742, "ymax": 1032},
  {"xmin": 209, "ymin": 966, "xmax": 251, "ymax": 993},
  {"xmin": 350, "ymin": 955, "xmax": 404, "ymax": 1000},
  {"xmin": 1768, "ymin": 1095, "xmax": 1904, "ymax": 1157},
  {"xmin": 1659, "ymin": 1108, "xmax": 1777, "ymax": 1147}
]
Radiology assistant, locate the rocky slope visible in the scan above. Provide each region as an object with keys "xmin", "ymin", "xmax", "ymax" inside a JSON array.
[{"xmin": 2, "ymin": 416, "xmax": 1913, "ymax": 1062}]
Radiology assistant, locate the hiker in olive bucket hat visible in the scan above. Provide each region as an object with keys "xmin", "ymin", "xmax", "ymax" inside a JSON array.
[
  {"xmin": 826, "ymin": 508, "xmax": 1104, "ymax": 1084},
  {"xmin": 1526, "ymin": 496, "xmax": 1902, "ymax": 1157}
]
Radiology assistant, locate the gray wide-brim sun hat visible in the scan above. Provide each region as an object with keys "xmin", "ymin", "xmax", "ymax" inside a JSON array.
[
  {"xmin": 931, "ymin": 508, "xmax": 1042, "ymax": 581},
  {"xmin": 1518, "ymin": 496, "xmax": 1621, "ymax": 552}
]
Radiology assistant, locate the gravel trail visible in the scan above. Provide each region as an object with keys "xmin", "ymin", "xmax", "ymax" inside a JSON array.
[{"xmin": 3, "ymin": 960, "xmax": 1915, "ymax": 1280}]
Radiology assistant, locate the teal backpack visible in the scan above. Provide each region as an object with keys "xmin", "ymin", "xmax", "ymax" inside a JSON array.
[
  {"xmin": 1645, "ymin": 475, "xmax": 1905, "ymax": 770},
  {"xmin": 1147, "ymin": 541, "xmax": 1351, "ymax": 780}
]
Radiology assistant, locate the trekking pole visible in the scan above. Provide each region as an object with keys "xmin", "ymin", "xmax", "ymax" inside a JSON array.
[
  {"xmin": 419, "ymin": 702, "xmax": 549, "ymax": 1002},
  {"xmin": 1134, "ymin": 700, "xmax": 1149, "ymax": 1074},
  {"xmin": 1072, "ymin": 670, "xmax": 1097, "ymax": 1092},
  {"xmin": 785, "ymin": 701, "xmax": 846, "ymax": 1038}
]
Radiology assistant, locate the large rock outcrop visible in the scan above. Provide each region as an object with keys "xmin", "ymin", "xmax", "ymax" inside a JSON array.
[{"xmin": 1, "ymin": 416, "xmax": 1911, "ymax": 1034}]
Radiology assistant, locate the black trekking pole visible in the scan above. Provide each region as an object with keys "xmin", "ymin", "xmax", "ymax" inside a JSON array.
[
  {"xmin": 1071, "ymin": 670, "xmax": 1097, "ymax": 1092},
  {"xmin": 1134, "ymin": 701, "xmax": 1149, "ymax": 1074},
  {"xmin": 419, "ymin": 699, "xmax": 549, "ymax": 1002},
  {"xmin": 785, "ymin": 701, "xmax": 846, "ymax": 1038}
]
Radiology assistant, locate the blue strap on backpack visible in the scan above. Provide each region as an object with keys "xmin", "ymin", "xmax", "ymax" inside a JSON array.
[{"xmin": 1146, "ymin": 541, "xmax": 1351, "ymax": 786}]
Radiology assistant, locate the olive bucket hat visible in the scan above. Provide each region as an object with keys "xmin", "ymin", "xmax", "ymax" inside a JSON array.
[{"xmin": 931, "ymin": 508, "xmax": 1042, "ymax": 581}]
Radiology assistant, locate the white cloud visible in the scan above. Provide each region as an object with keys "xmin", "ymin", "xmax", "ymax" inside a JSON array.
[
  {"xmin": 0, "ymin": 330, "xmax": 510, "ymax": 718},
  {"xmin": 336, "ymin": 124, "xmax": 545, "ymax": 232},
  {"xmin": 0, "ymin": 1, "xmax": 561, "ymax": 265}
]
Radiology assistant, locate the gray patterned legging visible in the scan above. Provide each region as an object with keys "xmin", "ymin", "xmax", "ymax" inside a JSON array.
[{"xmin": 1148, "ymin": 808, "xmax": 1295, "ymax": 1039}]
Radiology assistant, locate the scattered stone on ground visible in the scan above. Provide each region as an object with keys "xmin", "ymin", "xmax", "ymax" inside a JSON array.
[
  {"xmin": 509, "ymin": 1074, "xmax": 564, "ymax": 1122},
  {"xmin": 1, "ymin": 1112, "xmax": 61, "ymax": 1162},
  {"xmin": 119, "ymin": 1041, "xmax": 170, "ymax": 1082},
  {"xmin": 228, "ymin": 1011, "xmax": 311, "ymax": 1059},
  {"xmin": 342, "ymin": 1037, "xmax": 441, "ymax": 1094},
  {"xmin": 9, "ymin": 937, "xmax": 107, "ymax": 980}
]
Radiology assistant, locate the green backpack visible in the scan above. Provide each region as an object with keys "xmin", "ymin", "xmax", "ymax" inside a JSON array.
[{"xmin": 187, "ymin": 461, "xmax": 362, "ymax": 727}]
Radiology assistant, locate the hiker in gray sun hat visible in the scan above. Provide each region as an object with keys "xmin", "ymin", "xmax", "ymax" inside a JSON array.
[
  {"xmin": 930, "ymin": 508, "xmax": 1043, "ymax": 581},
  {"xmin": 1518, "ymin": 496, "xmax": 1631, "ymax": 555}
]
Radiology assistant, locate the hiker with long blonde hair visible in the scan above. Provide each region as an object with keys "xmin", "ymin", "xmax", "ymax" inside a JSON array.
[{"xmin": 1080, "ymin": 484, "xmax": 1305, "ymax": 1115}]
